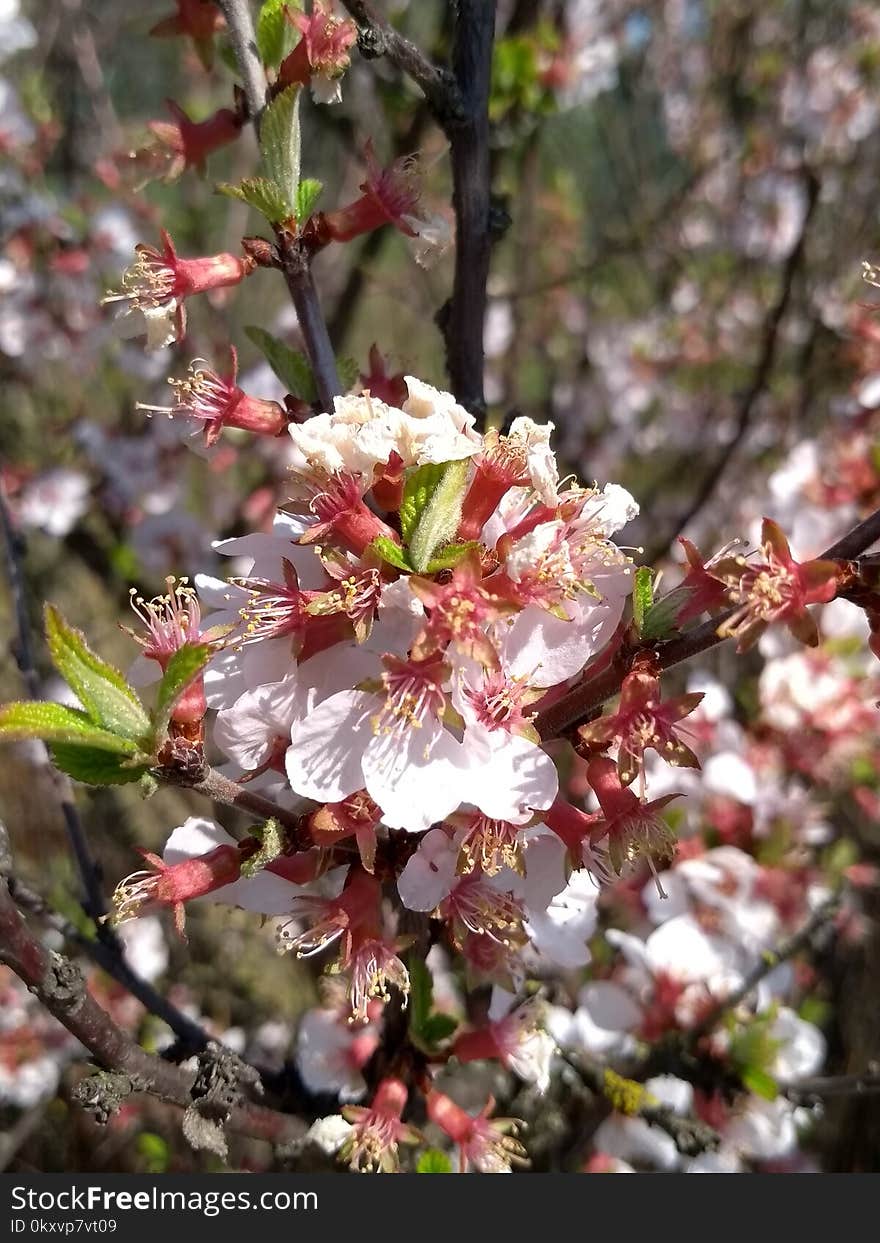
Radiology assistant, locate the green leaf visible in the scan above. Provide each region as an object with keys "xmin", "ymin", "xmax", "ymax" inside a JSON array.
[
  {"xmin": 217, "ymin": 177, "xmax": 292, "ymax": 225},
  {"xmin": 295, "ymin": 177, "xmax": 323, "ymax": 222},
  {"xmin": 152, "ymin": 643, "xmax": 213, "ymax": 744},
  {"xmin": 49, "ymin": 744, "xmax": 149, "ymax": 786},
  {"xmin": 240, "ymin": 818, "xmax": 285, "ymax": 878},
  {"xmin": 740, "ymin": 1066, "xmax": 779, "ymax": 1101},
  {"xmin": 244, "ymin": 326, "xmax": 317, "ymax": 401},
  {"xmin": 335, "ymin": 355, "xmax": 360, "ymax": 393},
  {"xmin": 421, "ymin": 1013, "xmax": 458, "ymax": 1044},
  {"xmin": 641, "ymin": 588, "xmax": 688, "ymax": 642},
  {"xmin": 0, "ymin": 701, "xmax": 140, "ymax": 754},
  {"xmin": 399, "ymin": 463, "xmax": 445, "ymax": 544},
  {"xmin": 408, "ymin": 459, "xmax": 470, "ymax": 573},
  {"xmin": 369, "ymin": 536, "xmax": 412, "ymax": 572},
  {"xmin": 44, "ymin": 605, "xmax": 150, "ymax": 743},
  {"xmin": 632, "ymin": 566, "xmax": 654, "ymax": 639},
  {"xmin": 256, "ymin": 0, "xmax": 300, "ymax": 67},
  {"xmin": 259, "ymin": 84, "xmax": 301, "ymax": 216},
  {"xmin": 417, "ymin": 1149, "xmax": 452, "ymax": 1174},
  {"xmin": 425, "ymin": 541, "xmax": 480, "ymax": 573}
]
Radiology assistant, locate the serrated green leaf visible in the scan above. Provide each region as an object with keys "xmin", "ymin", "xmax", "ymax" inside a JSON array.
[
  {"xmin": 295, "ymin": 177, "xmax": 323, "ymax": 222},
  {"xmin": 49, "ymin": 743, "xmax": 149, "ymax": 786},
  {"xmin": 217, "ymin": 177, "xmax": 292, "ymax": 225},
  {"xmin": 632, "ymin": 566, "xmax": 654, "ymax": 638},
  {"xmin": 256, "ymin": 0, "xmax": 300, "ymax": 67},
  {"xmin": 641, "ymin": 588, "xmax": 688, "ymax": 642},
  {"xmin": 240, "ymin": 818, "xmax": 285, "ymax": 877},
  {"xmin": 335, "ymin": 355, "xmax": 360, "ymax": 393},
  {"xmin": 152, "ymin": 643, "xmax": 213, "ymax": 744},
  {"xmin": 399, "ymin": 463, "xmax": 445, "ymax": 544},
  {"xmin": 740, "ymin": 1066, "xmax": 779, "ymax": 1101},
  {"xmin": 417, "ymin": 1149, "xmax": 452, "ymax": 1173},
  {"xmin": 259, "ymin": 84, "xmax": 301, "ymax": 215},
  {"xmin": 0, "ymin": 702, "xmax": 140, "ymax": 754},
  {"xmin": 425, "ymin": 541, "xmax": 480, "ymax": 573},
  {"xmin": 421, "ymin": 1013, "xmax": 458, "ymax": 1044},
  {"xmin": 408, "ymin": 459, "xmax": 470, "ymax": 573},
  {"xmin": 44, "ymin": 605, "xmax": 150, "ymax": 743},
  {"xmin": 369, "ymin": 536, "xmax": 412, "ymax": 572},
  {"xmin": 244, "ymin": 326, "xmax": 317, "ymax": 401}
]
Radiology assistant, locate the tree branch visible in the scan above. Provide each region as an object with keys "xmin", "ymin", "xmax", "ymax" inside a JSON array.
[
  {"xmin": 0, "ymin": 877, "xmax": 305, "ymax": 1148},
  {"xmin": 441, "ymin": 0, "xmax": 497, "ymax": 418},
  {"xmin": 559, "ymin": 1051, "xmax": 720, "ymax": 1157},
  {"xmin": 644, "ymin": 168, "xmax": 820, "ymax": 565},
  {"xmin": 277, "ymin": 237, "xmax": 341, "ymax": 411},
  {"xmin": 535, "ymin": 504, "xmax": 880, "ymax": 740},
  {"xmin": 689, "ymin": 896, "xmax": 839, "ymax": 1043},
  {"xmin": 217, "ymin": 0, "xmax": 340, "ymax": 409},
  {"xmin": 2, "ymin": 843, "xmax": 209, "ymax": 1054},
  {"xmin": 216, "ymin": 0, "xmax": 267, "ymax": 121},
  {"xmin": 340, "ymin": 0, "xmax": 465, "ymax": 130}
]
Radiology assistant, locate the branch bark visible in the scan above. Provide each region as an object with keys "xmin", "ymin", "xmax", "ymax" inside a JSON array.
[
  {"xmin": 217, "ymin": 0, "xmax": 341, "ymax": 409},
  {"xmin": 216, "ymin": 0, "xmax": 267, "ymax": 121},
  {"xmin": 535, "ymin": 504, "xmax": 880, "ymax": 740},
  {"xmin": 340, "ymin": 0, "xmax": 465, "ymax": 130},
  {"xmin": 0, "ymin": 877, "xmax": 305, "ymax": 1148},
  {"xmin": 441, "ymin": 0, "xmax": 497, "ymax": 418}
]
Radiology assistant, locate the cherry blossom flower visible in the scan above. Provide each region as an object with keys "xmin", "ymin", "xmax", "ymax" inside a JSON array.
[
  {"xmin": 716, "ymin": 518, "xmax": 841, "ymax": 651},
  {"xmin": 103, "ymin": 230, "xmax": 253, "ymax": 349},
  {"xmin": 141, "ymin": 100, "xmax": 243, "ymax": 183},
  {"xmin": 277, "ymin": 2, "xmax": 357, "ymax": 104},
  {"xmin": 578, "ymin": 669, "xmax": 703, "ymax": 791},
  {"xmin": 137, "ymin": 349, "xmax": 286, "ymax": 446},
  {"xmin": 339, "ymin": 1077, "xmax": 421, "ymax": 1173},
  {"xmin": 427, "ymin": 1090, "xmax": 528, "ymax": 1173},
  {"xmin": 453, "ymin": 994, "xmax": 555, "ymax": 1093}
]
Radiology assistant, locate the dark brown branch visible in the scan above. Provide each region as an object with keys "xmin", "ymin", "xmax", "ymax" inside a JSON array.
[
  {"xmin": 786, "ymin": 1067, "xmax": 880, "ymax": 1104},
  {"xmin": 0, "ymin": 470, "xmax": 113, "ymax": 940},
  {"xmin": 2, "ymin": 851, "xmax": 208, "ymax": 1055},
  {"xmin": 217, "ymin": 0, "xmax": 340, "ymax": 409},
  {"xmin": 340, "ymin": 1, "xmax": 465, "ymax": 130},
  {"xmin": 0, "ymin": 877, "xmax": 305, "ymax": 1147},
  {"xmin": 559, "ymin": 1051, "xmax": 720, "ymax": 1157},
  {"xmin": 441, "ymin": 0, "xmax": 497, "ymax": 419},
  {"xmin": 216, "ymin": 0, "xmax": 267, "ymax": 121},
  {"xmin": 644, "ymin": 168, "xmax": 820, "ymax": 565},
  {"xmin": 688, "ymin": 896, "xmax": 839, "ymax": 1043},
  {"xmin": 535, "ymin": 504, "xmax": 880, "ymax": 740},
  {"xmin": 277, "ymin": 236, "xmax": 342, "ymax": 411}
]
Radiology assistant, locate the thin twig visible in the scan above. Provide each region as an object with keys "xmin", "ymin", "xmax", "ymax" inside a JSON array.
[
  {"xmin": 644, "ymin": 168, "xmax": 820, "ymax": 565},
  {"xmin": 2, "ymin": 849, "xmax": 208, "ymax": 1054},
  {"xmin": 218, "ymin": 0, "xmax": 340, "ymax": 408},
  {"xmin": 786, "ymin": 1067, "xmax": 880, "ymax": 1104},
  {"xmin": 216, "ymin": 0, "xmax": 267, "ymax": 121},
  {"xmin": 340, "ymin": 0, "xmax": 465, "ymax": 131},
  {"xmin": 559, "ymin": 1051, "xmax": 720, "ymax": 1157},
  {"xmin": 535, "ymin": 503, "xmax": 880, "ymax": 739},
  {"xmin": 0, "ymin": 471, "xmax": 113, "ymax": 940},
  {"xmin": 689, "ymin": 896, "xmax": 840, "ymax": 1043},
  {"xmin": 0, "ymin": 878, "xmax": 305, "ymax": 1148},
  {"xmin": 277, "ymin": 239, "xmax": 342, "ymax": 410}
]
